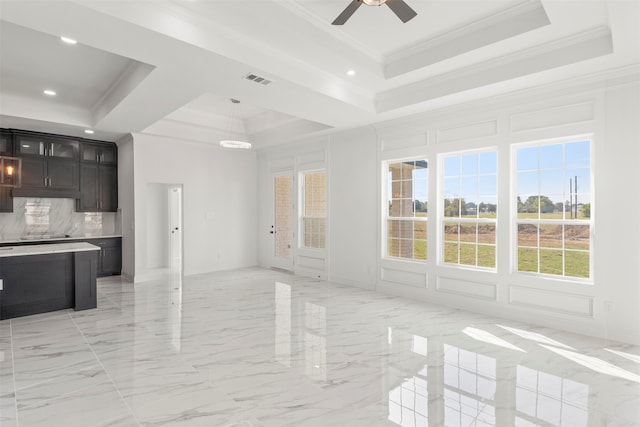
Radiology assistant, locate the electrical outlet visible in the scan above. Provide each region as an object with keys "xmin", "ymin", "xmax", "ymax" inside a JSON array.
[{"xmin": 604, "ymin": 301, "xmax": 615, "ymax": 312}]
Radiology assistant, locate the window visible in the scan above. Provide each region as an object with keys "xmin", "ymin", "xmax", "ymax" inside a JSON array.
[
  {"xmin": 386, "ymin": 160, "xmax": 428, "ymax": 260},
  {"xmin": 302, "ymin": 170, "xmax": 326, "ymax": 249},
  {"xmin": 442, "ymin": 151, "xmax": 497, "ymax": 268},
  {"xmin": 515, "ymin": 139, "xmax": 591, "ymax": 278}
]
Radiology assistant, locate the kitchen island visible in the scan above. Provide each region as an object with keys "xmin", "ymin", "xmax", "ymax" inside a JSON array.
[{"xmin": 0, "ymin": 242, "xmax": 100, "ymax": 319}]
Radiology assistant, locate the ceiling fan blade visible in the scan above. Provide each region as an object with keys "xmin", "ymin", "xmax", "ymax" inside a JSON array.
[
  {"xmin": 385, "ymin": 0, "xmax": 417, "ymax": 23},
  {"xmin": 332, "ymin": 0, "xmax": 363, "ymax": 25}
]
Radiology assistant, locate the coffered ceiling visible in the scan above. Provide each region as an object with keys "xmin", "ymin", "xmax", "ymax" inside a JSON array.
[{"xmin": 0, "ymin": 0, "xmax": 638, "ymax": 148}]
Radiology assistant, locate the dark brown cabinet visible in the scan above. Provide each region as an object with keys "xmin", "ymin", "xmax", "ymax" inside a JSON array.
[
  {"xmin": 13, "ymin": 133, "xmax": 80, "ymax": 197},
  {"xmin": 80, "ymin": 143, "xmax": 117, "ymax": 164},
  {"xmin": 0, "ymin": 131, "xmax": 13, "ymax": 212},
  {"xmin": 94, "ymin": 238, "xmax": 122, "ymax": 276},
  {"xmin": 77, "ymin": 142, "xmax": 117, "ymax": 212}
]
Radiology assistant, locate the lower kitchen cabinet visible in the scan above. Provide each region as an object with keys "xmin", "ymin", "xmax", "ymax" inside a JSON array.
[
  {"xmin": 0, "ymin": 237, "xmax": 121, "ymax": 277},
  {"xmin": 91, "ymin": 238, "xmax": 122, "ymax": 276},
  {"xmin": 0, "ymin": 253, "xmax": 74, "ymax": 319}
]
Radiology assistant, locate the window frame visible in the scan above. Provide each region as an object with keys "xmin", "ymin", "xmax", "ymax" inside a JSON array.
[
  {"xmin": 438, "ymin": 148, "xmax": 499, "ymax": 271},
  {"xmin": 383, "ymin": 157, "xmax": 429, "ymax": 262},
  {"xmin": 299, "ymin": 169, "xmax": 327, "ymax": 250},
  {"xmin": 511, "ymin": 135, "xmax": 594, "ymax": 282}
]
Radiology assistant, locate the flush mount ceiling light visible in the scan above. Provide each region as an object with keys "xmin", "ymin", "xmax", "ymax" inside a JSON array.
[
  {"xmin": 219, "ymin": 99, "xmax": 252, "ymax": 150},
  {"xmin": 84, "ymin": 129, "xmax": 94, "ymax": 134},
  {"xmin": 347, "ymin": 69, "xmax": 356, "ymax": 76},
  {"xmin": 60, "ymin": 36, "xmax": 77, "ymax": 44},
  {"xmin": 219, "ymin": 140, "xmax": 252, "ymax": 149},
  {"xmin": 332, "ymin": 0, "xmax": 417, "ymax": 25},
  {"xmin": 43, "ymin": 89, "xmax": 56, "ymax": 96}
]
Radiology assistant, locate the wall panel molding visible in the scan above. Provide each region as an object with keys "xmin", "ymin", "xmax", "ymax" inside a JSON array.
[
  {"xmin": 437, "ymin": 119, "xmax": 498, "ymax": 144},
  {"xmin": 510, "ymin": 101, "xmax": 595, "ymax": 133},
  {"xmin": 436, "ymin": 276, "xmax": 497, "ymax": 300},
  {"xmin": 509, "ymin": 285, "xmax": 594, "ymax": 317},
  {"xmin": 381, "ymin": 267, "xmax": 428, "ymax": 288}
]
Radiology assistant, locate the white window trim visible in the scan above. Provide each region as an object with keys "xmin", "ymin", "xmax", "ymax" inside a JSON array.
[
  {"xmin": 510, "ymin": 134, "xmax": 594, "ymax": 283},
  {"xmin": 383, "ymin": 157, "xmax": 429, "ymax": 263},
  {"xmin": 437, "ymin": 148, "xmax": 499, "ymax": 271}
]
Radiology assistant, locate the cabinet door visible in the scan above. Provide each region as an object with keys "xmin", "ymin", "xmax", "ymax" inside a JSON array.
[
  {"xmin": 48, "ymin": 159, "xmax": 79, "ymax": 191},
  {"xmin": 78, "ymin": 164, "xmax": 99, "ymax": 211},
  {"xmin": 100, "ymin": 165, "xmax": 118, "ymax": 211},
  {"xmin": 15, "ymin": 135, "xmax": 47, "ymax": 157},
  {"xmin": 48, "ymin": 139, "xmax": 78, "ymax": 159},
  {"xmin": 98, "ymin": 145, "xmax": 117, "ymax": 164},
  {"xmin": 0, "ymin": 131, "xmax": 12, "ymax": 155},
  {"xmin": 0, "ymin": 187, "xmax": 13, "ymax": 212},
  {"xmin": 20, "ymin": 157, "xmax": 48, "ymax": 190},
  {"xmin": 101, "ymin": 246, "xmax": 122, "ymax": 276}
]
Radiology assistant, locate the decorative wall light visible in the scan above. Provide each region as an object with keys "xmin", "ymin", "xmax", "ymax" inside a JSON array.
[
  {"xmin": 0, "ymin": 156, "xmax": 21, "ymax": 188},
  {"xmin": 219, "ymin": 98, "xmax": 252, "ymax": 149}
]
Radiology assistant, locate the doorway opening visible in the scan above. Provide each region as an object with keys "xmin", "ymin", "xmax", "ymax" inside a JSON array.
[{"xmin": 144, "ymin": 183, "xmax": 183, "ymax": 280}]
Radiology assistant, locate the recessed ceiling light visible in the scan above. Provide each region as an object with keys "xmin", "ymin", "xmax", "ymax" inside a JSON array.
[
  {"xmin": 43, "ymin": 90, "xmax": 56, "ymax": 96},
  {"xmin": 60, "ymin": 36, "xmax": 77, "ymax": 45},
  {"xmin": 84, "ymin": 129, "xmax": 94, "ymax": 134},
  {"xmin": 347, "ymin": 70, "xmax": 356, "ymax": 76}
]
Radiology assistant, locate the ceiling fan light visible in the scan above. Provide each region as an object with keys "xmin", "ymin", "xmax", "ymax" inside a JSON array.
[{"xmin": 362, "ymin": 0, "xmax": 387, "ymax": 5}]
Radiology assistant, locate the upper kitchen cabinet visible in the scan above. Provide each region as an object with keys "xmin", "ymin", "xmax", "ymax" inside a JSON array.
[
  {"xmin": 0, "ymin": 129, "xmax": 13, "ymax": 155},
  {"xmin": 0, "ymin": 130, "xmax": 14, "ymax": 212},
  {"xmin": 13, "ymin": 132, "xmax": 79, "ymax": 198},
  {"xmin": 80, "ymin": 142, "xmax": 117, "ymax": 165},
  {"xmin": 77, "ymin": 141, "xmax": 117, "ymax": 212}
]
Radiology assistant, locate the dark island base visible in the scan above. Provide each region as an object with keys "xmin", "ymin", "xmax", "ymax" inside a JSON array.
[{"xmin": 0, "ymin": 251, "xmax": 98, "ymax": 320}]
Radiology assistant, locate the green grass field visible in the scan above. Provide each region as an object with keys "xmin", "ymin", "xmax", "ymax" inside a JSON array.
[{"xmin": 387, "ymin": 215, "xmax": 590, "ymax": 278}]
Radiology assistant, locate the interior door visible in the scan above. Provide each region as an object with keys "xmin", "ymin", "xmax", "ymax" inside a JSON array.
[
  {"xmin": 271, "ymin": 173, "xmax": 294, "ymax": 271},
  {"xmin": 169, "ymin": 185, "xmax": 183, "ymax": 273}
]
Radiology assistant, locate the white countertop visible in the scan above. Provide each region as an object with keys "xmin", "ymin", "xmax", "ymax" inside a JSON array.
[
  {"xmin": 0, "ymin": 234, "xmax": 122, "ymax": 245},
  {"xmin": 0, "ymin": 242, "xmax": 101, "ymax": 258}
]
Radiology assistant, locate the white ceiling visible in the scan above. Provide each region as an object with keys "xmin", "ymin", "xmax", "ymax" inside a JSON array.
[{"xmin": 0, "ymin": 0, "xmax": 638, "ymax": 149}]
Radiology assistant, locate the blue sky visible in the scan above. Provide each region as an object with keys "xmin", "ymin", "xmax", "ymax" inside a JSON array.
[
  {"xmin": 517, "ymin": 140, "xmax": 590, "ymax": 205},
  {"xmin": 388, "ymin": 140, "xmax": 590, "ymax": 207}
]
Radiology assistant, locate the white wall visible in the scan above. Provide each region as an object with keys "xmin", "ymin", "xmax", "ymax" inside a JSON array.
[
  {"xmin": 145, "ymin": 183, "xmax": 169, "ymax": 269},
  {"xmin": 258, "ymin": 69, "xmax": 640, "ymax": 345},
  {"xmin": 132, "ymin": 133, "xmax": 257, "ymax": 281},
  {"xmin": 116, "ymin": 134, "xmax": 135, "ymax": 281}
]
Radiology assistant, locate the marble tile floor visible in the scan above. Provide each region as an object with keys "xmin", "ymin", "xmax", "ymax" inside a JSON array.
[{"xmin": 1, "ymin": 267, "xmax": 639, "ymax": 427}]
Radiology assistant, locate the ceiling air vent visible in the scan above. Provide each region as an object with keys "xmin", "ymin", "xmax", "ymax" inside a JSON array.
[{"xmin": 243, "ymin": 73, "xmax": 272, "ymax": 86}]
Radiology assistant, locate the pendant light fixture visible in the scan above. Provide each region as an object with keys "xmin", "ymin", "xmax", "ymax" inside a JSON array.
[
  {"xmin": 219, "ymin": 98, "xmax": 252, "ymax": 149},
  {"xmin": 0, "ymin": 156, "xmax": 21, "ymax": 188}
]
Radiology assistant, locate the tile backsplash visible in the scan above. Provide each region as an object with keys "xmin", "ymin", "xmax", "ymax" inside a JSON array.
[{"xmin": 0, "ymin": 198, "xmax": 120, "ymax": 239}]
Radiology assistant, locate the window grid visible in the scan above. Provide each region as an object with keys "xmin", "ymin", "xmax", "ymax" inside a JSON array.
[
  {"xmin": 515, "ymin": 139, "xmax": 591, "ymax": 279},
  {"xmin": 442, "ymin": 151, "xmax": 497, "ymax": 269},
  {"xmin": 386, "ymin": 160, "xmax": 428, "ymax": 261},
  {"xmin": 302, "ymin": 171, "xmax": 326, "ymax": 249}
]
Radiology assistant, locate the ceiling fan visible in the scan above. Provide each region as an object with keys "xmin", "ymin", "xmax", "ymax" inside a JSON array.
[{"xmin": 332, "ymin": 0, "xmax": 417, "ymax": 25}]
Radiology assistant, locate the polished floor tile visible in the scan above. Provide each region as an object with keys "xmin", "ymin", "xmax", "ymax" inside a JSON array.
[{"xmin": 1, "ymin": 267, "xmax": 639, "ymax": 426}]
